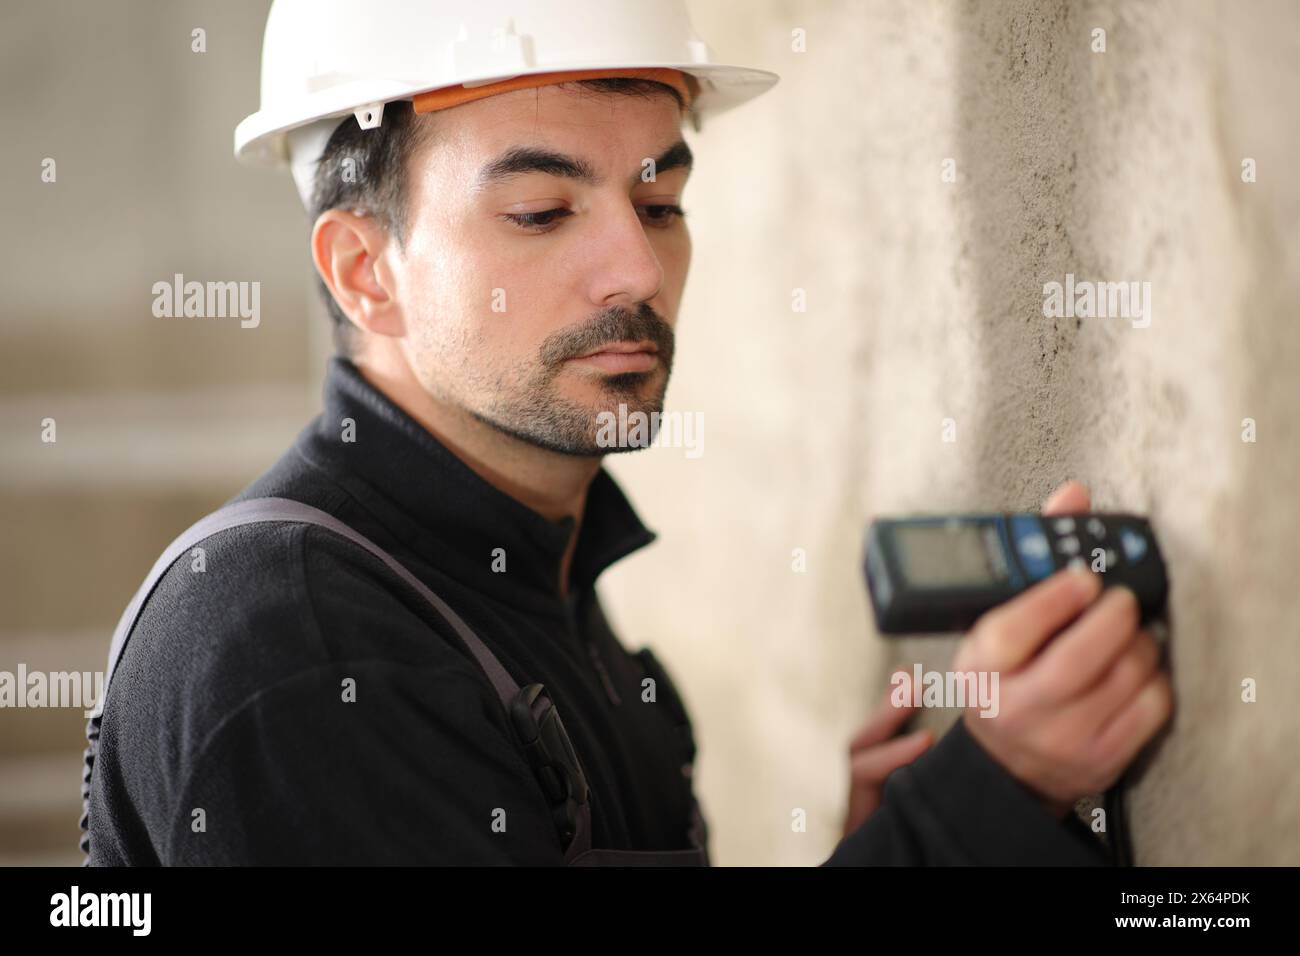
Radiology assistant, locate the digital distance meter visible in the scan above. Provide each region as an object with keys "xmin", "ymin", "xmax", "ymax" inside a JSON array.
[{"xmin": 864, "ymin": 513, "xmax": 1168, "ymax": 635}]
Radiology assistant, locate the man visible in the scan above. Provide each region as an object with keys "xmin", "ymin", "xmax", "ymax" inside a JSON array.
[{"xmin": 85, "ymin": 0, "xmax": 1171, "ymax": 865}]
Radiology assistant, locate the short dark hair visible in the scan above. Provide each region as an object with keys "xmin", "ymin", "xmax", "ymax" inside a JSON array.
[{"xmin": 308, "ymin": 77, "xmax": 690, "ymax": 358}]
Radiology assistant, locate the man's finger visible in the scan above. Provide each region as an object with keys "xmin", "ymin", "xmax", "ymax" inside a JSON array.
[
  {"xmin": 1034, "ymin": 586, "xmax": 1141, "ymax": 699},
  {"xmin": 1042, "ymin": 479, "xmax": 1091, "ymax": 516},
  {"xmin": 1091, "ymin": 672, "xmax": 1174, "ymax": 775},
  {"xmin": 1065, "ymin": 630, "xmax": 1162, "ymax": 737},
  {"xmin": 966, "ymin": 567, "xmax": 1103, "ymax": 673},
  {"xmin": 849, "ymin": 729, "xmax": 934, "ymax": 785},
  {"xmin": 955, "ymin": 478, "xmax": 1094, "ymax": 673},
  {"xmin": 850, "ymin": 668, "xmax": 920, "ymax": 752}
]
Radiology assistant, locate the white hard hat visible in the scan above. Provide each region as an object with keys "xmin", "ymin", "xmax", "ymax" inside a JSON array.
[{"xmin": 234, "ymin": 0, "xmax": 781, "ymax": 206}]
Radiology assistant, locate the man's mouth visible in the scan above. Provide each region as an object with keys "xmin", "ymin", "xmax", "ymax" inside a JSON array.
[{"xmin": 565, "ymin": 341, "xmax": 659, "ymax": 374}]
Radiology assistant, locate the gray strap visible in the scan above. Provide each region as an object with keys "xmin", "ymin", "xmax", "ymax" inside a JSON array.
[{"xmin": 90, "ymin": 496, "xmax": 521, "ymax": 720}]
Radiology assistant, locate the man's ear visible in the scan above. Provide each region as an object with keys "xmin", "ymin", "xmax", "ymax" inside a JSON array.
[{"xmin": 311, "ymin": 209, "xmax": 404, "ymax": 339}]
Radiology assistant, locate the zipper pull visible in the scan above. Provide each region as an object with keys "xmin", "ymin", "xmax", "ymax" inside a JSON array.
[{"xmin": 586, "ymin": 638, "xmax": 623, "ymax": 707}]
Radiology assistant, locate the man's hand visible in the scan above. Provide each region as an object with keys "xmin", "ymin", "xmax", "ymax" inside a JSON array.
[
  {"xmin": 956, "ymin": 480, "xmax": 1174, "ymax": 818},
  {"xmin": 842, "ymin": 667, "xmax": 933, "ymax": 836}
]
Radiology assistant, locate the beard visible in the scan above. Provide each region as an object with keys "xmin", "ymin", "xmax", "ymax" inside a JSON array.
[{"xmin": 469, "ymin": 303, "xmax": 676, "ymax": 457}]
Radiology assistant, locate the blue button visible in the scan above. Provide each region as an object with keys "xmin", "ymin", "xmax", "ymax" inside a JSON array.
[
  {"xmin": 1012, "ymin": 516, "xmax": 1055, "ymax": 580},
  {"xmin": 1120, "ymin": 528, "xmax": 1148, "ymax": 563}
]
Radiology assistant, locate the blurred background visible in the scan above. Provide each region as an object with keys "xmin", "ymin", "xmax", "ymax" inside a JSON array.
[{"xmin": 1, "ymin": 0, "xmax": 1297, "ymax": 865}]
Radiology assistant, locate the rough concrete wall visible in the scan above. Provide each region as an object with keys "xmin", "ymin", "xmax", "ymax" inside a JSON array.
[{"xmin": 602, "ymin": 0, "xmax": 1299, "ymax": 864}]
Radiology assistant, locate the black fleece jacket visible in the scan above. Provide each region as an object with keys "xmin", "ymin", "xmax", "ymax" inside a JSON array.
[{"xmin": 86, "ymin": 357, "xmax": 1108, "ymax": 866}]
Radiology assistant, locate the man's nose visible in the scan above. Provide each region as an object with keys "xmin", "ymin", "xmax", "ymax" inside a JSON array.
[{"xmin": 586, "ymin": 203, "xmax": 665, "ymax": 308}]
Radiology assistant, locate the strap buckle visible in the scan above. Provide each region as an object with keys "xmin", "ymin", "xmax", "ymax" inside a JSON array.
[{"xmin": 507, "ymin": 683, "xmax": 590, "ymax": 849}]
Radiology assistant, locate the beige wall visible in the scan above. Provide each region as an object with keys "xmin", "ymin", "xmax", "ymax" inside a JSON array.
[{"xmin": 2, "ymin": 0, "xmax": 1296, "ymax": 865}]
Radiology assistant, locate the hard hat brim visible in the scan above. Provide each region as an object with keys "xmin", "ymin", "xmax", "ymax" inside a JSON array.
[{"xmin": 234, "ymin": 62, "xmax": 780, "ymax": 168}]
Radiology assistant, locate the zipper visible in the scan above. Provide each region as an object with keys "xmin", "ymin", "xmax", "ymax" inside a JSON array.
[
  {"xmin": 586, "ymin": 641, "xmax": 622, "ymax": 707},
  {"xmin": 565, "ymin": 590, "xmax": 622, "ymax": 707}
]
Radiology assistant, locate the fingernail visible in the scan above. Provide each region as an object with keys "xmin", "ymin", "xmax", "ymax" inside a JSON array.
[
  {"xmin": 1110, "ymin": 584, "xmax": 1139, "ymax": 608},
  {"xmin": 1068, "ymin": 564, "xmax": 1100, "ymax": 595}
]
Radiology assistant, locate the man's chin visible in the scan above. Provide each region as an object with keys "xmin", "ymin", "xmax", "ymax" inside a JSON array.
[
  {"xmin": 464, "ymin": 406, "xmax": 633, "ymax": 459},
  {"xmin": 468, "ymin": 374, "xmax": 669, "ymax": 458},
  {"xmin": 590, "ymin": 398, "xmax": 673, "ymax": 455}
]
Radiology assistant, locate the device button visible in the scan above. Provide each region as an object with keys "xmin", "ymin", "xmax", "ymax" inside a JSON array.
[
  {"xmin": 1056, "ymin": 534, "xmax": 1081, "ymax": 556},
  {"xmin": 1011, "ymin": 516, "xmax": 1054, "ymax": 580},
  {"xmin": 1019, "ymin": 533, "xmax": 1050, "ymax": 559},
  {"xmin": 1104, "ymin": 548, "xmax": 1119, "ymax": 572},
  {"xmin": 1120, "ymin": 528, "xmax": 1148, "ymax": 563},
  {"xmin": 1067, "ymin": 556, "xmax": 1087, "ymax": 570},
  {"xmin": 1086, "ymin": 517, "xmax": 1106, "ymax": 539},
  {"xmin": 1052, "ymin": 517, "xmax": 1076, "ymax": 534}
]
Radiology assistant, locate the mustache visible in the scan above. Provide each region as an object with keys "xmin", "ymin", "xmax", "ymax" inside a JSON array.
[{"xmin": 539, "ymin": 304, "xmax": 675, "ymax": 369}]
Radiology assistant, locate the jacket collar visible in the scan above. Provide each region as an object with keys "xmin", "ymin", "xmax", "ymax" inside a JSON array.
[{"xmin": 295, "ymin": 357, "xmax": 657, "ymax": 607}]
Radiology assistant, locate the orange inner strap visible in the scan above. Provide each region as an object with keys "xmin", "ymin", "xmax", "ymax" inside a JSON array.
[{"xmin": 412, "ymin": 67, "xmax": 694, "ymax": 114}]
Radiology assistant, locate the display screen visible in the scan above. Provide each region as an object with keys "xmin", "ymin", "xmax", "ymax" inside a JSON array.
[{"xmin": 894, "ymin": 522, "xmax": 1004, "ymax": 588}]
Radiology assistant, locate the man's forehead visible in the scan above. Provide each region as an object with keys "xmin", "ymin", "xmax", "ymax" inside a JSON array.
[{"xmin": 426, "ymin": 84, "xmax": 690, "ymax": 186}]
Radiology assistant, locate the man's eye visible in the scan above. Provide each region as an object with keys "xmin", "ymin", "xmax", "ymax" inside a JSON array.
[
  {"xmin": 640, "ymin": 204, "xmax": 687, "ymax": 227},
  {"xmin": 502, "ymin": 208, "xmax": 572, "ymax": 231},
  {"xmin": 502, "ymin": 204, "xmax": 687, "ymax": 233}
]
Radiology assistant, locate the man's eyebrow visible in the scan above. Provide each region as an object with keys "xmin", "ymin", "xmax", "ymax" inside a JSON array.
[
  {"xmin": 474, "ymin": 139, "xmax": 694, "ymax": 190},
  {"xmin": 641, "ymin": 139, "xmax": 694, "ymax": 186},
  {"xmin": 475, "ymin": 146, "xmax": 598, "ymax": 189}
]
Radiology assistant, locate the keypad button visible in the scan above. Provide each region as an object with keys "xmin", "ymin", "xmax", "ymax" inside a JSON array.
[
  {"xmin": 1120, "ymin": 528, "xmax": 1148, "ymax": 563},
  {"xmin": 1020, "ymin": 534, "xmax": 1050, "ymax": 559},
  {"xmin": 1056, "ymin": 534, "xmax": 1081, "ymax": 556},
  {"xmin": 1011, "ymin": 516, "xmax": 1055, "ymax": 581}
]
